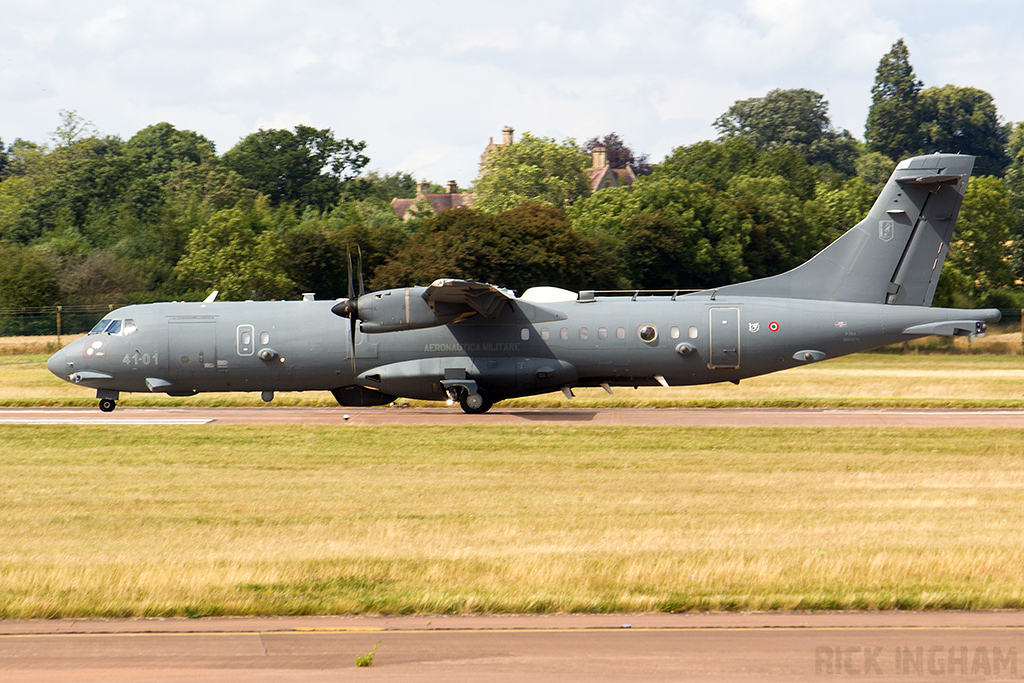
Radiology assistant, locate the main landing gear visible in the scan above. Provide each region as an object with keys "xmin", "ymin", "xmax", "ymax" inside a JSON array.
[
  {"xmin": 98, "ymin": 398, "xmax": 116, "ymax": 413},
  {"xmin": 445, "ymin": 384, "xmax": 493, "ymax": 414},
  {"xmin": 458, "ymin": 387, "xmax": 492, "ymax": 415}
]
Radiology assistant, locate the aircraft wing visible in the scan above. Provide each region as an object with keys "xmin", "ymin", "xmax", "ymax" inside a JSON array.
[{"xmin": 424, "ymin": 279, "xmax": 514, "ymax": 320}]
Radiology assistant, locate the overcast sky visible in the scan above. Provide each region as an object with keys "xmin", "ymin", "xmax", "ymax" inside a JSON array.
[{"xmin": 4, "ymin": 0, "xmax": 1024, "ymax": 186}]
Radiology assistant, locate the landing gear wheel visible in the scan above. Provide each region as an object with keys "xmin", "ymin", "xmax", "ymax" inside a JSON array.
[
  {"xmin": 459, "ymin": 388, "xmax": 492, "ymax": 414},
  {"xmin": 98, "ymin": 398, "xmax": 116, "ymax": 413}
]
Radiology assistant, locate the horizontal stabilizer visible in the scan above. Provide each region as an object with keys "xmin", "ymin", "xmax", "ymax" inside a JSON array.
[{"xmin": 896, "ymin": 173, "xmax": 962, "ymax": 186}]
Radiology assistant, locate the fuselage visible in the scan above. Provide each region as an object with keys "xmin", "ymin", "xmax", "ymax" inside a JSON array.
[{"xmin": 46, "ymin": 293, "xmax": 1000, "ymax": 405}]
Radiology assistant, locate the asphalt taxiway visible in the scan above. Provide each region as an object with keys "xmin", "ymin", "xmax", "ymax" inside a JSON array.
[
  {"xmin": 3, "ymin": 406, "xmax": 1024, "ymax": 427},
  {"xmin": 3, "ymin": 612, "xmax": 1024, "ymax": 682}
]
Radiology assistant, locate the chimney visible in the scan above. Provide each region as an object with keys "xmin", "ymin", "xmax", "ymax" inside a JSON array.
[
  {"xmin": 416, "ymin": 180, "xmax": 430, "ymax": 197},
  {"xmin": 502, "ymin": 126, "xmax": 514, "ymax": 145},
  {"xmin": 592, "ymin": 145, "xmax": 607, "ymax": 169},
  {"xmin": 447, "ymin": 180, "xmax": 458, "ymax": 195}
]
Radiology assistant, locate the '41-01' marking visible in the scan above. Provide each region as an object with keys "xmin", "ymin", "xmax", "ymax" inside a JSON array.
[{"xmin": 122, "ymin": 352, "xmax": 159, "ymax": 366}]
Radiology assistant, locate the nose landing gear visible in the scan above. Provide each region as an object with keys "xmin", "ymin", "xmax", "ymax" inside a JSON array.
[{"xmin": 96, "ymin": 390, "xmax": 120, "ymax": 413}]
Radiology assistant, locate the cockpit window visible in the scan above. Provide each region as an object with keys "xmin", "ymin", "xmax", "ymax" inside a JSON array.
[{"xmin": 87, "ymin": 319, "xmax": 131, "ymax": 336}]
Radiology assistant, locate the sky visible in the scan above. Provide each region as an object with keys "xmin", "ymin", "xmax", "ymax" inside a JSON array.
[{"xmin": 4, "ymin": 0, "xmax": 1024, "ymax": 187}]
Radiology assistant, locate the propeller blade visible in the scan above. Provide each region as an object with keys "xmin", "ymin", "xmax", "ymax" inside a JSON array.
[
  {"xmin": 349, "ymin": 315, "xmax": 357, "ymax": 373},
  {"xmin": 346, "ymin": 249, "xmax": 355, "ymax": 301},
  {"xmin": 357, "ymin": 245, "xmax": 365, "ymax": 297}
]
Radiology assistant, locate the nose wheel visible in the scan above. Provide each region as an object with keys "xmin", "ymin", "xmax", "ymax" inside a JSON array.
[{"xmin": 98, "ymin": 398, "xmax": 117, "ymax": 413}]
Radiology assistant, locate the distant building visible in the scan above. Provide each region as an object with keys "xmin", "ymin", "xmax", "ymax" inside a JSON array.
[
  {"xmin": 480, "ymin": 125, "xmax": 515, "ymax": 175},
  {"xmin": 390, "ymin": 126, "xmax": 634, "ymax": 220},
  {"xmin": 587, "ymin": 144, "xmax": 637, "ymax": 192},
  {"xmin": 391, "ymin": 180, "xmax": 476, "ymax": 221}
]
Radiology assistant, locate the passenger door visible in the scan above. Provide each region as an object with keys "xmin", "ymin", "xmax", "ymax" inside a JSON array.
[
  {"xmin": 168, "ymin": 318, "xmax": 218, "ymax": 383},
  {"xmin": 708, "ymin": 307, "xmax": 741, "ymax": 369}
]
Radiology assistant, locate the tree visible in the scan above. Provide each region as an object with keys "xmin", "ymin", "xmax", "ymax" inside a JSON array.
[
  {"xmin": 654, "ymin": 138, "xmax": 763, "ymax": 192},
  {"xmin": 1009, "ymin": 122, "xmax": 1024, "ymax": 167},
  {"xmin": 945, "ymin": 175, "xmax": 1014, "ymax": 301},
  {"xmin": 0, "ymin": 244, "xmax": 59, "ymax": 308},
  {"xmin": 865, "ymin": 39, "xmax": 924, "ymax": 161},
  {"xmin": 11, "ymin": 135, "xmax": 131, "ymax": 246},
  {"xmin": 919, "ymin": 85, "xmax": 1010, "ymax": 176},
  {"xmin": 570, "ymin": 173, "xmax": 751, "ymax": 289},
  {"xmin": 282, "ymin": 198, "xmax": 409, "ymax": 299},
  {"xmin": 372, "ymin": 205, "xmax": 612, "ymax": 292},
  {"xmin": 473, "ymin": 132, "xmax": 591, "ymax": 213},
  {"xmin": 729, "ymin": 174, "xmax": 837, "ymax": 280},
  {"xmin": 174, "ymin": 198, "xmax": 296, "ymax": 300},
  {"xmin": 342, "ymin": 171, "xmax": 418, "ymax": 202},
  {"xmin": 222, "ymin": 126, "xmax": 369, "ymax": 211},
  {"xmin": 53, "ymin": 250, "xmax": 143, "ymax": 306},
  {"xmin": 0, "ymin": 136, "xmax": 8, "ymax": 179},
  {"xmin": 656, "ymin": 138, "xmax": 816, "ymax": 199},
  {"xmin": 49, "ymin": 110, "xmax": 97, "ymax": 148},
  {"xmin": 854, "ymin": 152, "xmax": 896, "ymax": 196},
  {"xmin": 582, "ymin": 133, "xmax": 652, "ymax": 175},
  {"xmin": 124, "ymin": 123, "xmax": 216, "ymax": 178},
  {"xmin": 713, "ymin": 89, "xmax": 859, "ymax": 176}
]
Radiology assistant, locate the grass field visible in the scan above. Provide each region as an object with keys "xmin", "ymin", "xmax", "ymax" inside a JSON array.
[
  {"xmin": 1, "ymin": 425, "xmax": 1024, "ymax": 618},
  {"xmin": 2, "ymin": 336, "xmax": 1023, "ymax": 618}
]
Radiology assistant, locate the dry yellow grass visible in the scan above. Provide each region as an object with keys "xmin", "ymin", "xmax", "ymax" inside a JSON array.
[
  {"xmin": 0, "ymin": 334, "xmax": 84, "ymax": 356},
  {"xmin": 1, "ymin": 425, "xmax": 1023, "ymax": 617}
]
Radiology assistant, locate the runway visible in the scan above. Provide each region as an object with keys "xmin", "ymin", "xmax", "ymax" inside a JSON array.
[
  {"xmin": 3, "ymin": 612, "xmax": 1024, "ymax": 682},
  {"xmin": 3, "ymin": 406, "xmax": 1024, "ymax": 427}
]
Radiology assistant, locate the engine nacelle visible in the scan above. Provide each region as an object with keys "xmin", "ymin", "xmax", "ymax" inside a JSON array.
[{"xmin": 350, "ymin": 287, "xmax": 468, "ymax": 333}]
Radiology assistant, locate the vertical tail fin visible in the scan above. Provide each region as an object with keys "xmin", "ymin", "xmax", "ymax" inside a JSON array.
[{"xmin": 716, "ymin": 153, "xmax": 974, "ymax": 305}]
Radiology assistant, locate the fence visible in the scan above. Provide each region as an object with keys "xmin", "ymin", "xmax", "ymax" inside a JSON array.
[{"xmin": 0, "ymin": 305, "xmax": 118, "ymax": 338}]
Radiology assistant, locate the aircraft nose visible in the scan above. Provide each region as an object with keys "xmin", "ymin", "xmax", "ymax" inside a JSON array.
[{"xmin": 46, "ymin": 348, "xmax": 66, "ymax": 378}]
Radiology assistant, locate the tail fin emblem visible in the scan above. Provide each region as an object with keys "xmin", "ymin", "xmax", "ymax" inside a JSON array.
[{"xmin": 878, "ymin": 220, "xmax": 894, "ymax": 242}]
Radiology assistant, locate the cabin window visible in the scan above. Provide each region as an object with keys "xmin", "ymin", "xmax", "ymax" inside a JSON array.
[
  {"xmin": 579, "ymin": 327, "xmax": 589, "ymax": 340},
  {"xmin": 540, "ymin": 328, "xmax": 550, "ymax": 340},
  {"xmin": 688, "ymin": 326, "xmax": 698, "ymax": 339},
  {"xmin": 616, "ymin": 327, "xmax": 626, "ymax": 340},
  {"xmin": 260, "ymin": 331, "xmax": 270, "ymax": 344},
  {"xmin": 598, "ymin": 327, "xmax": 608, "ymax": 340},
  {"xmin": 237, "ymin": 325, "xmax": 255, "ymax": 356},
  {"xmin": 560, "ymin": 327, "xmax": 569, "ymax": 340},
  {"xmin": 670, "ymin": 326, "xmax": 680, "ymax": 339},
  {"xmin": 521, "ymin": 328, "xmax": 530, "ymax": 341},
  {"xmin": 123, "ymin": 319, "xmax": 138, "ymax": 335},
  {"xmin": 638, "ymin": 324, "xmax": 658, "ymax": 343}
]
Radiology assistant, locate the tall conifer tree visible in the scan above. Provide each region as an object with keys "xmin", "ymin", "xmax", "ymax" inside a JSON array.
[{"xmin": 865, "ymin": 39, "xmax": 923, "ymax": 161}]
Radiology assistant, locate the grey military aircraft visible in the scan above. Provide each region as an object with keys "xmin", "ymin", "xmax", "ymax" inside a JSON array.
[{"xmin": 47, "ymin": 153, "xmax": 1000, "ymax": 414}]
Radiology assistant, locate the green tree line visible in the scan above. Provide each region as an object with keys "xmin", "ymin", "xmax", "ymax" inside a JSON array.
[{"xmin": 2, "ymin": 40, "xmax": 1023, "ymax": 314}]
